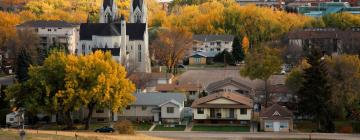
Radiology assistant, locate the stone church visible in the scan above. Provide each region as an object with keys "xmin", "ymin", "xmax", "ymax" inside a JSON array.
[{"xmin": 77, "ymin": 0, "xmax": 151, "ymax": 73}]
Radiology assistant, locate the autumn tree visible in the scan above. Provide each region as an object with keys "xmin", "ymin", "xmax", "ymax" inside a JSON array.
[
  {"xmin": 242, "ymin": 36, "xmax": 249, "ymax": 55},
  {"xmin": 151, "ymin": 27, "xmax": 192, "ymax": 74},
  {"xmin": 240, "ymin": 46, "xmax": 282, "ymax": 107}
]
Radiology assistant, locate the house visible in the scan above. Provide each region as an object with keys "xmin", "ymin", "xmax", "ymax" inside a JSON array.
[
  {"xmin": 259, "ymin": 103, "xmax": 294, "ymax": 132},
  {"xmin": 129, "ymin": 72, "xmax": 174, "ymax": 92},
  {"xmin": 189, "ymin": 51, "xmax": 217, "ymax": 65},
  {"xmin": 118, "ymin": 93, "xmax": 186, "ymax": 124},
  {"xmin": 16, "ymin": 20, "xmax": 79, "ymax": 54},
  {"xmin": 287, "ymin": 27, "xmax": 360, "ymax": 56},
  {"xmin": 156, "ymin": 83, "xmax": 202, "ymax": 100},
  {"xmin": 205, "ymin": 77, "xmax": 255, "ymax": 97},
  {"xmin": 191, "ymin": 92, "xmax": 253, "ymax": 125},
  {"xmin": 191, "ymin": 35, "xmax": 234, "ymax": 57},
  {"xmin": 78, "ymin": 0, "xmax": 151, "ymax": 72},
  {"xmin": 298, "ymin": 2, "xmax": 360, "ymax": 17}
]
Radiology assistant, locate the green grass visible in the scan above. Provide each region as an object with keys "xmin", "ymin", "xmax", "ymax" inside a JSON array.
[
  {"xmin": 133, "ymin": 123, "xmax": 152, "ymax": 131},
  {"xmin": 294, "ymin": 120, "xmax": 360, "ymax": 133},
  {"xmin": 192, "ymin": 125, "xmax": 249, "ymax": 132},
  {"xmin": 0, "ymin": 130, "xmax": 98, "ymax": 140},
  {"xmin": 153, "ymin": 125, "xmax": 186, "ymax": 131}
]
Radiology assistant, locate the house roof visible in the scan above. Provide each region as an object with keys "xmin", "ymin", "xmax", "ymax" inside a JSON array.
[
  {"xmin": 132, "ymin": 93, "xmax": 186, "ymax": 106},
  {"xmin": 269, "ymin": 84, "xmax": 289, "ymax": 93},
  {"xmin": 79, "ymin": 23, "xmax": 146, "ymax": 40},
  {"xmin": 156, "ymin": 83, "xmax": 202, "ymax": 92},
  {"xmin": 206, "ymin": 77, "xmax": 254, "ymax": 93},
  {"xmin": 191, "ymin": 51, "xmax": 217, "ymax": 58},
  {"xmin": 193, "ymin": 35, "xmax": 234, "ymax": 42},
  {"xmin": 129, "ymin": 72, "xmax": 174, "ymax": 81},
  {"xmin": 191, "ymin": 92, "xmax": 252, "ymax": 108},
  {"xmin": 92, "ymin": 48, "xmax": 120, "ymax": 56},
  {"xmin": 17, "ymin": 20, "xmax": 77, "ymax": 28},
  {"xmin": 260, "ymin": 104, "xmax": 293, "ymax": 119}
]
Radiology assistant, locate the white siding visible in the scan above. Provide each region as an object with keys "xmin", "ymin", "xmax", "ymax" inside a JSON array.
[
  {"xmin": 161, "ymin": 102, "xmax": 181, "ymax": 119},
  {"xmin": 237, "ymin": 109, "xmax": 252, "ymax": 120}
]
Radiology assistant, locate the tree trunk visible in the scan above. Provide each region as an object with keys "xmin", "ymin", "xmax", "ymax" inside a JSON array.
[
  {"xmin": 85, "ymin": 103, "xmax": 96, "ymax": 130},
  {"xmin": 64, "ymin": 110, "xmax": 74, "ymax": 129},
  {"xmin": 264, "ymin": 78, "xmax": 269, "ymax": 108}
]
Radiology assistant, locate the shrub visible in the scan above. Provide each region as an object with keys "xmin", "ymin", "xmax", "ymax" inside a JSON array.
[
  {"xmin": 337, "ymin": 125, "xmax": 353, "ymax": 133},
  {"xmin": 352, "ymin": 122, "xmax": 360, "ymax": 133},
  {"xmin": 114, "ymin": 120, "xmax": 135, "ymax": 135}
]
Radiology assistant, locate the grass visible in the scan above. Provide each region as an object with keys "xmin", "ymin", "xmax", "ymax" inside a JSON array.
[
  {"xmin": 294, "ymin": 120, "xmax": 360, "ymax": 133},
  {"xmin": 244, "ymin": 138, "xmax": 338, "ymax": 140},
  {"xmin": 191, "ymin": 125, "xmax": 249, "ymax": 132},
  {"xmin": 133, "ymin": 123, "xmax": 152, "ymax": 131},
  {"xmin": 0, "ymin": 129, "xmax": 96, "ymax": 140},
  {"xmin": 153, "ymin": 125, "xmax": 186, "ymax": 131},
  {"xmin": 38, "ymin": 123, "xmax": 109, "ymax": 131}
]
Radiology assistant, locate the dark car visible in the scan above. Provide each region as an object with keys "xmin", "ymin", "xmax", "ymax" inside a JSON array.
[{"xmin": 94, "ymin": 126, "xmax": 115, "ymax": 133}]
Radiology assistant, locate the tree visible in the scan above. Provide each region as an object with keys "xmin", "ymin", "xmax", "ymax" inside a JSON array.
[
  {"xmin": 63, "ymin": 51, "xmax": 135, "ymax": 130},
  {"xmin": 297, "ymin": 49, "xmax": 335, "ymax": 132},
  {"xmin": 242, "ymin": 36, "xmax": 249, "ymax": 55},
  {"xmin": 214, "ymin": 49, "xmax": 235, "ymax": 65},
  {"xmin": 0, "ymin": 85, "xmax": 10, "ymax": 126},
  {"xmin": 326, "ymin": 55, "xmax": 360, "ymax": 119},
  {"xmin": 285, "ymin": 59, "xmax": 310, "ymax": 94},
  {"xmin": 232, "ymin": 36, "xmax": 244, "ymax": 62},
  {"xmin": 151, "ymin": 27, "xmax": 192, "ymax": 74},
  {"xmin": 240, "ymin": 46, "xmax": 282, "ymax": 107}
]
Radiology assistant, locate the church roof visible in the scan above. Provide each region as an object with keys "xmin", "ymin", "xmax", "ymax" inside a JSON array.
[
  {"xmin": 133, "ymin": 0, "xmax": 143, "ymax": 10},
  {"xmin": 79, "ymin": 23, "xmax": 146, "ymax": 40},
  {"xmin": 103, "ymin": 0, "xmax": 114, "ymax": 10},
  {"xmin": 92, "ymin": 48, "xmax": 120, "ymax": 56}
]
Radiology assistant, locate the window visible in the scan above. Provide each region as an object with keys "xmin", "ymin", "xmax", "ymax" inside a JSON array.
[
  {"xmin": 193, "ymin": 48, "xmax": 197, "ymax": 51},
  {"xmin": 142, "ymin": 106, "xmax": 147, "ymax": 111},
  {"xmin": 138, "ymin": 45, "xmax": 142, "ymax": 62},
  {"xmin": 54, "ymin": 29, "xmax": 57, "ymax": 32},
  {"xmin": 48, "ymin": 29, "xmax": 51, "ymax": 31},
  {"xmin": 225, "ymin": 42, "xmax": 229, "ymax": 44},
  {"xmin": 97, "ymin": 118, "xmax": 105, "ymax": 122},
  {"xmin": 167, "ymin": 107, "xmax": 174, "ymax": 113},
  {"xmin": 205, "ymin": 45, "xmax": 208, "ymax": 48},
  {"xmin": 82, "ymin": 44, "xmax": 86, "ymax": 55},
  {"xmin": 126, "ymin": 106, "xmax": 131, "ymax": 110},
  {"xmin": 240, "ymin": 108, "xmax": 247, "ymax": 115},
  {"xmin": 96, "ymin": 109, "xmax": 104, "ymax": 113},
  {"xmin": 35, "ymin": 28, "xmax": 39, "ymax": 32},
  {"xmin": 9, "ymin": 118, "xmax": 14, "ymax": 121},
  {"xmin": 197, "ymin": 108, "xmax": 204, "ymax": 114},
  {"xmin": 210, "ymin": 42, "xmax": 215, "ymax": 45},
  {"xmin": 189, "ymin": 91, "xmax": 196, "ymax": 95},
  {"xmin": 217, "ymin": 48, "xmax": 221, "ymax": 51},
  {"xmin": 217, "ymin": 42, "xmax": 221, "ymax": 46},
  {"xmin": 265, "ymin": 121, "xmax": 273, "ymax": 128},
  {"xmin": 210, "ymin": 48, "xmax": 214, "ymax": 51},
  {"xmin": 58, "ymin": 28, "xmax": 62, "ymax": 29},
  {"xmin": 280, "ymin": 122, "xmax": 288, "ymax": 128}
]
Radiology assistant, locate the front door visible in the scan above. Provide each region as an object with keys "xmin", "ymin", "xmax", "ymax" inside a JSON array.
[
  {"xmin": 273, "ymin": 121, "xmax": 280, "ymax": 132},
  {"xmin": 154, "ymin": 113, "xmax": 159, "ymax": 122}
]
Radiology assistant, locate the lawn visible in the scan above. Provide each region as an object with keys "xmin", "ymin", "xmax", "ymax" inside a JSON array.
[
  {"xmin": 244, "ymin": 138, "xmax": 338, "ymax": 140},
  {"xmin": 133, "ymin": 123, "xmax": 152, "ymax": 131},
  {"xmin": 153, "ymin": 125, "xmax": 186, "ymax": 131},
  {"xmin": 0, "ymin": 129, "xmax": 95, "ymax": 140},
  {"xmin": 294, "ymin": 120, "xmax": 360, "ymax": 133},
  {"xmin": 191, "ymin": 125, "xmax": 249, "ymax": 132}
]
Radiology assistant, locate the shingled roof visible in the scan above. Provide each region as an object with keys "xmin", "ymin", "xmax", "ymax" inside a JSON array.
[
  {"xmin": 206, "ymin": 77, "xmax": 253, "ymax": 93},
  {"xmin": 260, "ymin": 104, "xmax": 293, "ymax": 120},
  {"xmin": 156, "ymin": 83, "xmax": 202, "ymax": 92},
  {"xmin": 193, "ymin": 35, "xmax": 234, "ymax": 42},
  {"xmin": 132, "ymin": 93, "xmax": 186, "ymax": 106},
  {"xmin": 17, "ymin": 20, "xmax": 77, "ymax": 28},
  {"xmin": 79, "ymin": 23, "xmax": 146, "ymax": 40},
  {"xmin": 191, "ymin": 92, "xmax": 252, "ymax": 108}
]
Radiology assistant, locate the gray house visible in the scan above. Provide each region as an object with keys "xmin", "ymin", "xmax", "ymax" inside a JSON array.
[{"xmin": 118, "ymin": 93, "xmax": 186, "ymax": 124}]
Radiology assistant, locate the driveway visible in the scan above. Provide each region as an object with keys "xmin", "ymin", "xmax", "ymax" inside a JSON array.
[{"xmin": 141, "ymin": 131, "xmax": 360, "ymax": 140}]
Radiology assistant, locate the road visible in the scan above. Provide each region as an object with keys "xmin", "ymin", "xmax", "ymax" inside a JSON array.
[{"xmin": 141, "ymin": 131, "xmax": 360, "ymax": 140}]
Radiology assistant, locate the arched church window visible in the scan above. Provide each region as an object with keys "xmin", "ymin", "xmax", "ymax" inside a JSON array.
[
  {"xmin": 105, "ymin": 44, "xmax": 108, "ymax": 48},
  {"xmin": 138, "ymin": 45, "xmax": 141, "ymax": 62},
  {"xmin": 82, "ymin": 44, "xmax": 86, "ymax": 55}
]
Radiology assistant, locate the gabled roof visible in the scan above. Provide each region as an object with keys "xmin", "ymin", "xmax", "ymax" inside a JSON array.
[
  {"xmin": 92, "ymin": 48, "xmax": 120, "ymax": 56},
  {"xmin": 191, "ymin": 51, "xmax": 217, "ymax": 58},
  {"xmin": 193, "ymin": 35, "xmax": 234, "ymax": 42},
  {"xmin": 191, "ymin": 92, "xmax": 252, "ymax": 108},
  {"xmin": 260, "ymin": 104, "xmax": 293, "ymax": 119},
  {"xmin": 132, "ymin": 93, "xmax": 186, "ymax": 106},
  {"xmin": 206, "ymin": 77, "xmax": 253, "ymax": 93},
  {"xmin": 158, "ymin": 99, "xmax": 182, "ymax": 107},
  {"xmin": 79, "ymin": 23, "xmax": 146, "ymax": 40},
  {"xmin": 156, "ymin": 83, "xmax": 202, "ymax": 92},
  {"xmin": 17, "ymin": 20, "xmax": 77, "ymax": 28}
]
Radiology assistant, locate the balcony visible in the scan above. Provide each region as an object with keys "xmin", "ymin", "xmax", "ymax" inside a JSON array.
[{"xmin": 206, "ymin": 114, "xmax": 237, "ymax": 120}]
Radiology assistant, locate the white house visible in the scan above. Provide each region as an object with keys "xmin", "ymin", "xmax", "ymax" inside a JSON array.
[
  {"xmin": 191, "ymin": 92, "xmax": 253, "ymax": 124},
  {"xmin": 78, "ymin": 0, "xmax": 151, "ymax": 73},
  {"xmin": 191, "ymin": 35, "xmax": 234, "ymax": 57},
  {"xmin": 16, "ymin": 20, "xmax": 79, "ymax": 54},
  {"xmin": 118, "ymin": 93, "xmax": 186, "ymax": 124}
]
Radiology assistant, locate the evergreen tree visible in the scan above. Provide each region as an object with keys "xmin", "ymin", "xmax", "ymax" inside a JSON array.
[
  {"xmin": 199, "ymin": 90, "xmax": 208, "ymax": 98},
  {"xmin": 15, "ymin": 48, "xmax": 33, "ymax": 83},
  {"xmin": 297, "ymin": 48, "xmax": 335, "ymax": 133},
  {"xmin": 232, "ymin": 36, "xmax": 244, "ymax": 62},
  {"xmin": 213, "ymin": 50, "xmax": 235, "ymax": 65},
  {"xmin": 0, "ymin": 85, "xmax": 10, "ymax": 126}
]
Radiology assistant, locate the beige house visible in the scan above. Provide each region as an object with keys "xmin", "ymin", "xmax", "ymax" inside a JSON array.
[
  {"xmin": 191, "ymin": 92, "xmax": 253, "ymax": 124},
  {"xmin": 118, "ymin": 93, "xmax": 186, "ymax": 124},
  {"xmin": 260, "ymin": 104, "xmax": 294, "ymax": 132}
]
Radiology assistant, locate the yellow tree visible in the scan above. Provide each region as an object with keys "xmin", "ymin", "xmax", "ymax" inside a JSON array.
[
  {"xmin": 63, "ymin": 51, "xmax": 135, "ymax": 130},
  {"xmin": 0, "ymin": 11, "xmax": 21, "ymax": 49},
  {"xmin": 242, "ymin": 36, "xmax": 249, "ymax": 55}
]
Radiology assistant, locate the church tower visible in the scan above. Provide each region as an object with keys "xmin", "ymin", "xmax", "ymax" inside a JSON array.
[
  {"xmin": 99, "ymin": 0, "xmax": 118, "ymax": 23},
  {"xmin": 130, "ymin": 0, "xmax": 147, "ymax": 23}
]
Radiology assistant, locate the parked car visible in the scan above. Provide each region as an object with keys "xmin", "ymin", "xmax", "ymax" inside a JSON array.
[{"xmin": 94, "ymin": 126, "xmax": 114, "ymax": 133}]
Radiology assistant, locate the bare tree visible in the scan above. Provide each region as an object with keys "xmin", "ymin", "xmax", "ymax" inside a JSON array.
[{"xmin": 151, "ymin": 27, "xmax": 192, "ymax": 74}]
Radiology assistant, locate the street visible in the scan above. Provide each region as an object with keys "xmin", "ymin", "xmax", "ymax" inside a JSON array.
[{"xmin": 141, "ymin": 131, "xmax": 360, "ymax": 140}]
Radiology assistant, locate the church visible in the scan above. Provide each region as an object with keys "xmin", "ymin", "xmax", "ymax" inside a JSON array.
[{"xmin": 77, "ymin": 0, "xmax": 151, "ymax": 73}]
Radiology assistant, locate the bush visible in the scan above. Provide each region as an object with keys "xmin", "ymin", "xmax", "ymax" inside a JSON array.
[
  {"xmin": 352, "ymin": 122, "xmax": 360, "ymax": 133},
  {"xmin": 114, "ymin": 120, "xmax": 135, "ymax": 135},
  {"xmin": 338, "ymin": 125, "xmax": 353, "ymax": 133}
]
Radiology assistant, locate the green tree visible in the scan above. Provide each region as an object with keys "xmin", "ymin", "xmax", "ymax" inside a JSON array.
[
  {"xmin": 214, "ymin": 49, "xmax": 235, "ymax": 65},
  {"xmin": 0, "ymin": 85, "xmax": 10, "ymax": 126},
  {"xmin": 231, "ymin": 36, "xmax": 244, "ymax": 63},
  {"xmin": 16, "ymin": 48, "xmax": 33, "ymax": 83},
  {"xmin": 297, "ymin": 49, "xmax": 335, "ymax": 132},
  {"xmin": 240, "ymin": 46, "xmax": 282, "ymax": 107}
]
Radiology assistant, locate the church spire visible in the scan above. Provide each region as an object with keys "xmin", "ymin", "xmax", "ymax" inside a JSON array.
[{"xmin": 99, "ymin": 0, "xmax": 118, "ymax": 23}]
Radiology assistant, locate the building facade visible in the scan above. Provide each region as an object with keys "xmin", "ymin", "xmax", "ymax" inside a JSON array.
[
  {"xmin": 260, "ymin": 104, "xmax": 294, "ymax": 132},
  {"xmin": 191, "ymin": 35, "xmax": 234, "ymax": 56},
  {"xmin": 77, "ymin": 0, "xmax": 151, "ymax": 72},
  {"xmin": 16, "ymin": 20, "xmax": 79, "ymax": 54}
]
